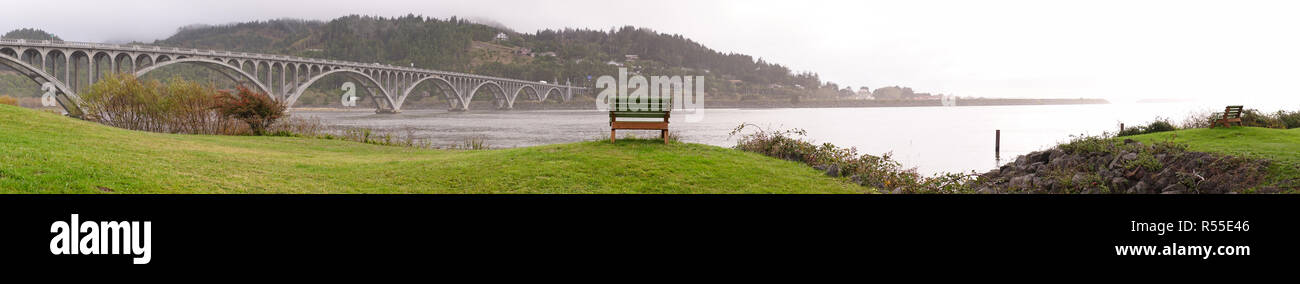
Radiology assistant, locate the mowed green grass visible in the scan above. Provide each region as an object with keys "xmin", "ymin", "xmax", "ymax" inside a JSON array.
[
  {"xmin": 1125, "ymin": 127, "xmax": 1300, "ymax": 187},
  {"xmin": 0, "ymin": 105, "xmax": 863, "ymax": 193}
]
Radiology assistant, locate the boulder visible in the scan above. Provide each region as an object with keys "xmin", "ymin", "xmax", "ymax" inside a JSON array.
[
  {"xmin": 1128, "ymin": 181, "xmax": 1149, "ymax": 194},
  {"xmin": 1122, "ymin": 152, "xmax": 1139, "ymax": 161},
  {"xmin": 1111, "ymin": 177, "xmax": 1128, "ymax": 190},
  {"xmin": 1010, "ymin": 174, "xmax": 1035, "ymax": 188},
  {"xmin": 1162, "ymin": 184, "xmax": 1187, "ymax": 194},
  {"xmin": 1026, "ymin": 151, "xmax": 1050, "ymax": 165},
  {"xmin": 1071, "ymin": 173, "xmax": 1088, "ymax": 186},
  {"xmin": 1030, "ymin": 162, "xmax": 1047, "ymax": 173}
]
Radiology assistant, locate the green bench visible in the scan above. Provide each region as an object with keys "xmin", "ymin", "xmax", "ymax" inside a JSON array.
[
  {"xmin": 1213, "ymin": 105, "xmax": 1243, "ymax": 128},
  {"xmin": 609, "ymin": 96, "xmax": 671, "ymax": 144}
]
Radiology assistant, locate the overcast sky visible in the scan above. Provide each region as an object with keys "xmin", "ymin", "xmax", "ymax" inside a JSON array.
[{"xmin": 4, "ymin": 0, "xmax": 1298, "ymax": 104}]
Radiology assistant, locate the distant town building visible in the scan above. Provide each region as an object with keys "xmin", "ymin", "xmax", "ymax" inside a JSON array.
[
  {"xmin": 537, "ymin": 51, "xmax": 557, "ymax": 57},
  {"xmin": 495, "ymin": 32, "xmax": 509, "ymax": 41},
  {"xmin": 624, "ymin": 54, "xmax": 639, "ymax": 61},
  {"xmin": 606, "ymin": 60, "xmax": 623, "ymax": 67}
]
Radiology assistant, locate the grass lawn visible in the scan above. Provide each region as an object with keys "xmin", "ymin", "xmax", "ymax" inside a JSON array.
[
  {"xmin": 0, "ymin": 105, "xmax": 864, "ymax": 193},
  {"xmin": 1125, "ymin": 127, "xmax": 1300, "ymax": 189}
]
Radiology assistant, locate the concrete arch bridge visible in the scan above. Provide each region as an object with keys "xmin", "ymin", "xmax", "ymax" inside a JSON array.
[{"xmin": 0, "ymin": 39, "xmax": 583, "ymax": 116}]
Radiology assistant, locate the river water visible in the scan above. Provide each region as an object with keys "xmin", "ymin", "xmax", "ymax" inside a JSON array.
[{"xmin": 291, "ymin": 101, "xmax": 1290, "ymax": 175}]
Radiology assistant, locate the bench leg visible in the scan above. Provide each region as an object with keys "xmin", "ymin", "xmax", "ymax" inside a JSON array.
[
  {"xmin": 661, "ymin": 130, "xmax": 668, "ymax": 144},
  {"xmin": 610, "ymin": 129, "xmax": 616, "ymax": 143}
]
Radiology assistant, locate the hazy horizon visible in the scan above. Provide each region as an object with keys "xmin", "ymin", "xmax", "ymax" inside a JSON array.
[{"xmin": 3, "ymin": 0, "xmax": 1299, "ymax": 105}]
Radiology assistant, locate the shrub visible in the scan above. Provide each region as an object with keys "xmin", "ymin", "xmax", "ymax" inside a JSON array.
[
  {"xmin": 214, "ymin": 86, "xmax": 286, "ymax": 135},
  {"xmin": 730, "ymin": 123, "xmax": 975, "ymax": 193},
  {"xmin": 1276, "ymin": 110, "xmax": 1300, "ymax": 129},
  {"xmin": 1179, "ymin": 110, "xmax": 1213, "ymax": 129},
  {"xmin": 1239, "ymin": 109, "xmax": 1285, "ymax": 128},
  {"xmin": 79, "ymin": 73, "xmax": 246, "ymax": 134},
  {"xmin": 0, "ymin": 95, "xmax": 16, "ymax": 106},
  {"xmin": 1118, "ymin": 117, "xmax": 1178, "ymax": 137},
  {"xmin": 1058, "ymin": 134, "xmax": 1114, "ymax": 155}
]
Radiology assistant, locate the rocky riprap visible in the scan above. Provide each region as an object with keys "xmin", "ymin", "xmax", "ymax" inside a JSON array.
[{"xmin": 974, "ymin": 139, "xmax": 1271, "ymax": 194}]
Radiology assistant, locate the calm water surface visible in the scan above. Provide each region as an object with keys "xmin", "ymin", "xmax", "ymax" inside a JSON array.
[{"xmin": 292, "ymin": 102, "xmax": 1282, "ymax": 175}]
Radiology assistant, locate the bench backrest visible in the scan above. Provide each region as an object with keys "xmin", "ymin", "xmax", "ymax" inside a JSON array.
[
  {"xmin": 1224, "ymin": 105, "xmax": 1243, "ymax": 119},
  {"xmin": 610, "ymin": 96, "xmax": 671, "ymax": 118}
]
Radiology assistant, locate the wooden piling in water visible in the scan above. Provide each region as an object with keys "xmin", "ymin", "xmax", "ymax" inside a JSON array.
[{"xmin": 995, "ymin": 129, "xmax": 1001, "ymax": 158}]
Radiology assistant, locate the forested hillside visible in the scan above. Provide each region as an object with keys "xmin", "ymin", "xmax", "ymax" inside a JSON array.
[{"xmin": 153, "ymin": 15, "xmax": 833, "ymax": 100}]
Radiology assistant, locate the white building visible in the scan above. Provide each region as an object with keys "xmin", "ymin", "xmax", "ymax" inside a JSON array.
[{"xmin": 495, "ymin": 32, "xmax": 509, "ymax": 41}]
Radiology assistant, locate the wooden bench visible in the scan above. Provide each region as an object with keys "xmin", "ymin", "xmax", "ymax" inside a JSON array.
[
  {"xmin": 1213, "ymin": 105, "xmax": 1244, "ymax": 128},
  {"xmin": 609, "ymin": 96, "xmax": 671, "ymax": 144}
]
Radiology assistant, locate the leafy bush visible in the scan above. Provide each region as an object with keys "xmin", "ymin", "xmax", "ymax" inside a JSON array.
[
  {"xmin": 730, "ymin": 123, "xmax": 976, "ymax": 193},
  {"xmin": 79, "ymin": 73, "xmax": 246, "ymax": 134},
  {"xmin": 1058, "ymin": 134, "xmax": 1114, "ymax": 155},
  {"xmin": 1179, "ymin": 110, "xmax": 1215, "ymax": 129},
  {"xmin": 1118, "ymin": 117, "xmax": 1177, "ymax": 137},
  {"xmin": 1276, "ymin": 110, "xmax": 1300, "ymax": 129},
  {"xmin": 213, "ymin": 86, "xmax": 286, "ymax": 135},
  {"xmin": 1239, "ymin": 109, "xmax": 1286, "ymax": 128},
  {"xmin": 0, "ymin": 95, "xmax": 16, "ymax": 106}
]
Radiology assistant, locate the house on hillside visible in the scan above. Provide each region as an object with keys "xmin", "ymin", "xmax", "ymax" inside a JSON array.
[
  {"xmin": 624, "ymin": 54, "xmax": 639, "ymax": 61},
  {"xmin": 495, "ymin": 32, "xmax": 509, "ymax": 41}
]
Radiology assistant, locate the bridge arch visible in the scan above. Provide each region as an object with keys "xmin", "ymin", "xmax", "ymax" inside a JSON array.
[
  {"xmin": 399, "ymin": 76, "xmax": 459, "ymax": 110},
  {"xmin": 515, "ymin": 84, "xmax": 541, "ymax": 102},
  {"xmin": 90, "ymin": 52, "xmax": 111, "ymax": 82},
  {"xmin": 113, "ymin": 53, "xmax": 134, "ymax": 73},
  {"xmin": 238, "ymin": 60, "xmax": 253, "ymax": 76},
  {"xmin": 43, "ymin": 49, "xmax": 67, "ymax": 82},
  {"xmin": 135, "ymin": 53, "xmax": 154, "ymax": 70},
  {"xmin": 541, "ymin": 87, "xmax": 563, "ymax": 102},
  {"xmin": 133, "ymin": 57, "xmax": 272, "ymax": 97},
  {"xmin": 256, "ymin": 61, "xmax": 270, "ymax": 84},
  {"xmin": 287, "ymin": 68, "xmax": 396, "ymax": 111},
  {"xmin": 68, "ymin": 50, "xmax": 91, "ymax": 91},
  {"xmin": 0, "ymin": 47, "xmax": 16, "ymax": 58},
  {"xmin": 0, "ymin": 54, "xmax": 82, "ymax": 116},
  {"xmin": 467, "ymin": 80, "xmax": 509, "ymax": 109},
  {"xmin": 21, "ymin": 48, "xmax": 43, "ymax": 68}
]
